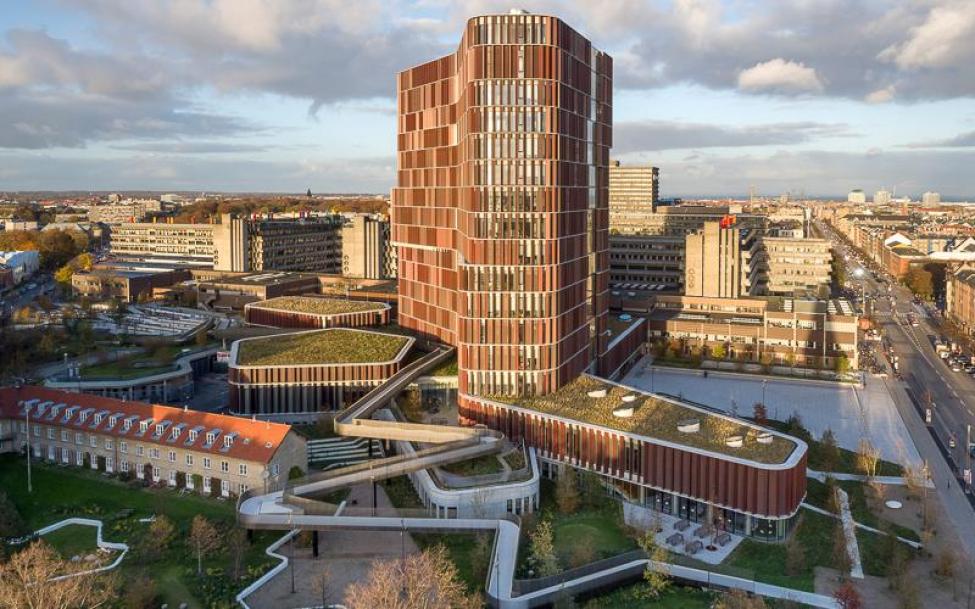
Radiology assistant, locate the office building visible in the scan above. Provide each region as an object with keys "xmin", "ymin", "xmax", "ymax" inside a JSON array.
[
  {"xmin": 609, "ymin": 234, "xmax": 684, "ymax": 291},
  {"xmin": 922, "ymin": 192, "xmax": 941, "ymax": 205},
  {"xmin": 847, "ymin": 190, "xmax": 866, "ymax": 204},
  {"xmin": 763, "ymin": 237, "xmax": 833, "ymax": 296},
  {"xmin": 392, "ymin": 11, "xmax": 613, "ymax": 398},
  {"xmin": 71, "ymin": 266, "xmax": 191, "ymax": 302},
  {"xmin": 88, "ymin": 200, "xmax": 162, "ymax": 224},
  {"xmin": 109, "ymin": 213, "xmax": 343, "ymax": 273},
  {"xmin": 684, "ymin": 220, "xmax": 764, "ymax": 298},
  {"xmin": 874, "ymin": 190, "xmax": 892, "ymax": 205},
  {"xmin": 609, "ymin": 161, "xmax": 659, "ymax": 230},
  {"xmin": 0, "ymin": 387, "xmax": 307, "ymax": 497}
]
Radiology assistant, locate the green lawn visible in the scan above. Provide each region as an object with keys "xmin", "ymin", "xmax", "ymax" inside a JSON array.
[
  {"xmin": 41, "ymin": 524, "xmax": 99, "ymax": 559},
  {"xmin": 0, "ymin": 455, "xmax": 279, "ymax": 608},
  {"xmin": 805, "ymin": 478, "xmax": 920, "ymax": 541},
  {"xmin": 763, "ymin": 419, "xmax": 903, "ymax": 476},
  {"xmin": 440, "ymin": 454, "xmax": 505, "ymax": 477},
  {"xmin": 552, "ymin": 511, "xmax": 638, "ymax": 566}
]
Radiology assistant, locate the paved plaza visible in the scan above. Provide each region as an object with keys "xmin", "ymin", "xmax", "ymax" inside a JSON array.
[{"xmin": 621, "ymin": 357, "xmax": 922, "ymax": 466}]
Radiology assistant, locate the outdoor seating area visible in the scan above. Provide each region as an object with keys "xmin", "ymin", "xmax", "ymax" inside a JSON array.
[{"xmin": 625, "ymin": 501, "xmax": 744, "ymax": 565}]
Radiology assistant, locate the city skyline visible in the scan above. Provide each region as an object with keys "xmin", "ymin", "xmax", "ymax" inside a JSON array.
[{"xmin": 1, "ymin": 1, "xmax": 974, "ymax": 197}]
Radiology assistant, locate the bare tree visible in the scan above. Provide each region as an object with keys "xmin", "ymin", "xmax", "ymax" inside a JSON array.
[
  {"xmin": 556, "ymin": 466, "xmax": 580, "ymax": 514},
  {"xmin": 0, "ymin": 541, "xmax": 117, "ymax": 609},
  {"xmin": 344, "ymin": 545, "xmax": 480, "ymax": 609},
  {"xmin": 187, "ymin": 515, "xmax": 221, "ymax": 576},
  {"xmin": 313, "ymin": 565, "xmax": 332, "ymax": 609},
  {"xmin": 855, "ymin": 438, "xmax": 880, "ymax": 481},
  {"xmin": 226, "ymin": 527, "xmax": 249, "ymax": 581},
  {"xmin": 713, "ymin": 588, "xmax": 768, "ymax": 609}
]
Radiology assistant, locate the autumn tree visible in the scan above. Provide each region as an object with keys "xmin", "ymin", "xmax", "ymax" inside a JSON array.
[
  {"xmin": 904, "ymin": 267, "xmax": 933, "ymax": 300},
  {"xmin": 140, "ymin": 515, "xmax": 175, "ymax": 561},
  {"xmin": 832, "ymin": 581, "xmax": 863, "ymax": 609},
  {"xmin": 0, "ymin": 541, "xmax": 117, "ymax": 609},
  {"xmin": 637, "ymin": 529, "xmax": 670, "ymax": 599},
  {"xmin": 528, "ymin": 518, "xmax": 559, "ymax": 577},
  {"xmin": 226, "ymin": 527, "xmax": 249, "ymax": 581},
  {"xmin": 344, "ymin": 545, "xmax": 481, "ymax": 609},
  {"xmin": 187, "ymin": 515, "xmax": 221, "ymax": 576},
  {"xmin": 819, "ymin": 428, "xmax": 840, "ymax": 473},
  {"xmin": 556, "ymin": 466, "xmax": 580, "ymax": 514},
  {"xmin": 855, "ymin": 438, "xmax": 880, "ymax": 480},
  {"xmin": 752, "ymin": 402, "xmax": 767, "ymax": 425}
]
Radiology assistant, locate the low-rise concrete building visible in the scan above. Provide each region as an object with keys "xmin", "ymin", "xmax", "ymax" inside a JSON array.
[
  {"xmin": 0, "ymin": 386, "xmax": 308, "ymax": 497},
  {"xmin": 196, "ymin": 271, "xmax": 321, "ymax": 310},
  {"xmin": 71, "ymin": 266, "xmax": 191, "ymax": 302},
  {"xmin": 762, "ymin": 237, "xmax": 832, "ymax": 296}
]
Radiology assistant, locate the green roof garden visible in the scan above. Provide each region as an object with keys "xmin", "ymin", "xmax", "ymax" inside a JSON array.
[
  {"xmin": 248, "ymin": 296, "xmax": 386, "ymax": 316},
  {"xmin": 490, "ymin": 375, "xmax": 798, "ymax": 465},
  {"xmin": 236, "ymin": 329, "xmax": 410, "ymax": 366}
]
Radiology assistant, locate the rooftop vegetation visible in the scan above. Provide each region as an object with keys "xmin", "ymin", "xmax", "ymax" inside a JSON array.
[
  {"xmin": 236, "ymin": 329, "xmax": 409, "ymax": 366},
  {"xmin": 249, "ymin": 295, "xmax": 385, "ymax": 316},
  {"xmin": 492, "ymin": 375, "xmax": 797, "ymax": 464}
]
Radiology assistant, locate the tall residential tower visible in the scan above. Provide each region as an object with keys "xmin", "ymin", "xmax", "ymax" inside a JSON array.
[{"xmin": 392, "ymin": 11, "xmax": 613, "ymax": 397}]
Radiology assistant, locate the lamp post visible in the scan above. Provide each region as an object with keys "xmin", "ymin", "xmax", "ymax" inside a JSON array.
[{"xmin": 761, "ymin": 380, "xmax": 767, "ymax": 413}]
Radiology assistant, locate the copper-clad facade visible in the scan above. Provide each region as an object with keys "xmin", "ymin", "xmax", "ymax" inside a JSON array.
[{"xmin": 393, "ymin": 13, "xmax": 612, "ymax": 398}]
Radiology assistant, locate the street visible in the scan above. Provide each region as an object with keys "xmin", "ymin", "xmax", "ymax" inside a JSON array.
[{"xmin": 819, "ymin": 220, "xmax": 975, "ymax": 562}]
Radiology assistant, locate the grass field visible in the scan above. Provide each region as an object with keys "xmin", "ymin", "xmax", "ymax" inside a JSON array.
[
  {"xmin": 41, "ymin": 524, "xmax": 99, "ymax": 559},
  {"xmin": 0, "ymin": 455, "xmax": 279, "ymax": 608},
  {"xmin": 579, "ymin": 584, "xmax": 715, "ymax": 608}
]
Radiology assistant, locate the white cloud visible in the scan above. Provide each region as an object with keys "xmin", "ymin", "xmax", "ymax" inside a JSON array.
[
  {"xmin": 880, "ymin": 1, "xmax": 975, "ymax": 70},
  {"xmin": 865, "ymin": 85, "xmax": 895, "ymax": 104},
  {"xmin": 737, "ymin": 58, "xmax": 824, "ymax": 93}
]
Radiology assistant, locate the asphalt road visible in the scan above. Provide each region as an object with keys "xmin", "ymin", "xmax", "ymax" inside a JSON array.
[{"xmin": 820, "ymin": 220, "xmax": 975, "ymax": 561}]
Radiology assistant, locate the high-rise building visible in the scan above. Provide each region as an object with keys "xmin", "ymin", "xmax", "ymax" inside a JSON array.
[
  {"xmin": 922, "ymin": 191, "xmax": 941, "ymax": 205},
  {"xmin": 847, "ymin": 189, "xmax": 866, "ymax": 204},
  {"xmin": 874, "ymin": 189, "xmax": 892, "ymax": 205},
  {"xmin": 392, "ymin": 11, "xmax": 612, "ymax": 398},
  {"xmin": 609, "ymin": 161, "xmax": 659, "ymax": 228}
]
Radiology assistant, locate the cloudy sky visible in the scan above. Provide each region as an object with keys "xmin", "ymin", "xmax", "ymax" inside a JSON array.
[{"xmin": 1, "ymin": 0, "xmax": 974, "ymax": 198}]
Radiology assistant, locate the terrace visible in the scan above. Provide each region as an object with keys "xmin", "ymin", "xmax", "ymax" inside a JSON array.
[
  {"xmin": 490, "ymin": 375, "xmax": 798, "ymax": 465},
  {"xmin": 247, "ymin": 295, "xmax": 387, "ymax": 316},
  {"xmin": 235, "ymin": 328, "xmax": 410, "ymax": 366}
]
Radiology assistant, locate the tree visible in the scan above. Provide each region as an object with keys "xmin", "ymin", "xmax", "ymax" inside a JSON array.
[
  {"xmin": 226, "ymin": 527, "xmax": 249, "ymax": 581},
  {"xmin": 934, "ymin": 548, "xmax": 957, "ymax": 580},
  {"xmin": 713, "ymin": 588, "xmax": 768, "ymax": 609},
  {"xmin": 187, "ymin": 515, "xmax": 221, "ymax": 576},
  {"xmin": 752, "ymin": 402, "xmax": 767, "ymax": 425},
  {"xmin": 855, "ymin": 438, "xmax": 880, "ymax": 480},
  {"xmin": 835, "ymin": 354, "xmax": 850, "ymax": 375},
  {"xmin": 313, "ymin": 565, "xmax": 332, "ymax": 609},
  {"xmin": 139, "ymin": 515, "xmax": 175, "ymax": 561},
  {"xmin": 904, "ymin": 267, "xmax": 933, "ymax": 300},
  {"xmin": 820, "ymin": 428, "xmax": 840, "ymax": 473},
  {"xmin": 556, "ymin": 466, "xmax": 580, "ymax": 514},
  {"xmin": 0, "ymin": 541, "xmax": 117, "ymax": 609},
  {"xmin": 832, "ymin": 581, "xmax": 863, "ymax": 609},
  {"xmin": 0, "ymin": 492, "xmax": 24, "ymax": 541},
  {"xmin": 528, "ymin": 518, "xmax": 559, "ymax": 577},
  {"xmin": 121, "ymin": 575, "xmax": 157, "ymax": 609},
  {"xmin": 637, "ymin": 529, "xmax": 670, "ymax": 599},
  {"xmin": 712, "ymin": 343, "xmax": 727, "ymax": 360},
  {"xmin": 344, "ymin": 545, "xmax": 481, "ymax": 609},
  {"xmin": 469, "ymin": 533, "xmax": 492, "ymax": 585}
]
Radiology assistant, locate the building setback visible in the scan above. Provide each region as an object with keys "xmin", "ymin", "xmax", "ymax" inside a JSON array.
[
  {"xmin": 0, "ymin": 387, "xmax": 307, "ymax": 497},
  {"xmin": 392, "ymin": 11, "xmax": 613, "ymax": 398}
]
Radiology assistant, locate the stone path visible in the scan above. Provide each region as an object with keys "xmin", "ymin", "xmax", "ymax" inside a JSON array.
[{"xmin": 834, "ymin": 489, "xmax": 864, "ymax": 579}]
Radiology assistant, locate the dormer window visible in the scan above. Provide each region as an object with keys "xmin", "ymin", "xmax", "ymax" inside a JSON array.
[
  {"xmin": 109, "ymin": 415, "xmax": 119, "ymax": 428},
  {"xmin": 205, "ymin": 432, "xmax": 215, "ymax": 444},
  {"xmin": 140, "ymin": 421, "xmax": 149, "ymax": 432},
  {"xmin": 188, "ymin": 430, "xmax": 198, "ymax": 442},
  {"xmin": 223, "ymin": 436, "xmax": 232, "ymax": 448},
  {"xmin": 170, "ymin": 428, "xmax": 180, "ymax": 440}
]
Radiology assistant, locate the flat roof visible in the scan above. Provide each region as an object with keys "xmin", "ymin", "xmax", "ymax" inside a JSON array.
[
  {"xmin": 488, "ymin": 375, "xmax": 798, "ymax": 465},
  {"xmin": 235, "ymin": 328, "xmax": 410, "ymax": 366},
  {"xmin": 247, "ymin": 295, "xmax": 387, "ymax": 316},
  {"xmin": 207, "ymin": 272, "xmax": 320, "ymax": 287}
]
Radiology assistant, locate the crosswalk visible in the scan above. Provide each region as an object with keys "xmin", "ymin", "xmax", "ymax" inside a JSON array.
[{"xmin": 307, "ymin": 436, "xmax": 385, "ymax": 471}]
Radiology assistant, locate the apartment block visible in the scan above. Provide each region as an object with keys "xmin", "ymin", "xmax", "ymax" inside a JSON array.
[
  {"xmin": 947, "ymin": 265, "xmax": 975, "ymax": 335},
  {"xmin": 0, "ymin": 387, "xmax": 307, "ymax": 497}
]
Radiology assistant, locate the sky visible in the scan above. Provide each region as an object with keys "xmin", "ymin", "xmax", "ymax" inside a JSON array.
[{"xmin": 1, "ymin": 0, "xmax": 974, "ymax": 199}]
